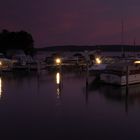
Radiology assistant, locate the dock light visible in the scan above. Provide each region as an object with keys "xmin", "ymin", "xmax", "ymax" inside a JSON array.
[
  {"xmin": 95, "ymin": 57, "xmax": 102, "ymax": 64},
  {"xmin": 0, "ymin": 61, "xmax": 2, "ymax": 66},
  {"xmin": 134, "ymin": 60, "xmax": 140, "ymax": 64},
  {"xmin": 55, "ymin": 58, "xmax": 61, "ymax": 65}
]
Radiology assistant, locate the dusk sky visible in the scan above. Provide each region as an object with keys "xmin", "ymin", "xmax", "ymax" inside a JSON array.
[{"xmin": 0, "ymin": 0, "xmax": 140, "ymax": 48}]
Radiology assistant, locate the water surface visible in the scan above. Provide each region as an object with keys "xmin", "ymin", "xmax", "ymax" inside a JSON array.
[{"xmin": 0, "ymin": 71, "xmax": 140, "ymax": 140}]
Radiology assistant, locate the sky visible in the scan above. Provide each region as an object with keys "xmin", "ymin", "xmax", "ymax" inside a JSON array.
[{"xmin": 0, "ymin": 0, "xmax": 140, "ymax": 48}]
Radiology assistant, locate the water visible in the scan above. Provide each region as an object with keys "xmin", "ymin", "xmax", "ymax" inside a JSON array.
[{"xmin": 0, "ymin": 71, "xmax": 140, "ymax": 140}]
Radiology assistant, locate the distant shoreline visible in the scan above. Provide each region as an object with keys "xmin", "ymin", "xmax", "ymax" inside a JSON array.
[{"xmin": 36, "ymin": 44, "xmax": 140, "ymax": 52}]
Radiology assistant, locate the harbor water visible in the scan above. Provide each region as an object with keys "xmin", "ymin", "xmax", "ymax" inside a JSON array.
[{"xmin": 0, "ymin": 70, "xmax": 140, "ymax": 140}]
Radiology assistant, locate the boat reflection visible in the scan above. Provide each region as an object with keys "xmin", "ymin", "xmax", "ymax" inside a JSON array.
[
  {"xmin": 100, "ymin": 84, "xmax": 140, "ymax": 113},
  {"xmin": 88, "ymin": 82, "xmax": 140, "ymax": 113},
  {"xmin": 99, "ymin": 84, "xmax": 140, "ymax": 102}
]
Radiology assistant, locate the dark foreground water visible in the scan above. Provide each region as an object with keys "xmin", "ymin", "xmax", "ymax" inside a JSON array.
[{"xmin": 0, "ymin": 71, "xmax": 140, "ymax": 140}]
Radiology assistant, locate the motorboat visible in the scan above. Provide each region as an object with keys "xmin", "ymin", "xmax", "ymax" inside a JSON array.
[{"xmin": 100, "ymin": 60, "xmax": 140, "ymax": 86}]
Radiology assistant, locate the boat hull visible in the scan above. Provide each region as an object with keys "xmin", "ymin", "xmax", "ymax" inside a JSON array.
[{"xmin": 100, "ymin": 73, "xmax": 140, "ymax": 86}]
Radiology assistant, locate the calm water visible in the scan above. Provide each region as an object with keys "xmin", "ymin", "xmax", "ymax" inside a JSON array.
[{"xmin": 0, "ymin": 71, "xmax": 140, "ymax": 140}]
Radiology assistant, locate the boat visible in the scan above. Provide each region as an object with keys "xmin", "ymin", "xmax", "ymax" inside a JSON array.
[
  {"xmin": 100, "ymin": 60, "xmax": 140, "ymax": 86},
  {"xmin": 12, "ymin": 53, "xmax": 46, "ymax": 71},
  {"xmin": 88, "ymin": 56, "xmax": 117, "ymax": 75}
]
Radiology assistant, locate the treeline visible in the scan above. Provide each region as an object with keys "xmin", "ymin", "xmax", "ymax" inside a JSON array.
[{"xmin": 0, "ymin": 29, "xmax": 35, "ymax": 55}]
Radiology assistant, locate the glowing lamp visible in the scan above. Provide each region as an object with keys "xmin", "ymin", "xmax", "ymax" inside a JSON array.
[
  {"xmin": 95, "ymin": 57, "xmax": 102, "ymax": 64},
  {"xmin": 55, "ymin": 58, "xmax": 61, "ymax": 65},
  {"xmin": 134, "ymin": 60, "xmax": 140, "ymax": 64},
  {"xmin": 0, "ymin": 61, "xmax": 2, "ymax": 66}
]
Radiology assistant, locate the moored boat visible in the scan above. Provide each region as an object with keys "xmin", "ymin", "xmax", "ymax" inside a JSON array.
[
  {"xmin": 12, "ymin": 53, "xmax": 46, "ymax": 71},
  {"xmin": 100, "ymin": 60, "xmax": 140, "ymax": 86}
]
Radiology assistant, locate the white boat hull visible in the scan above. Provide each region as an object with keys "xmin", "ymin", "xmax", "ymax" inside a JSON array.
[{"xmin": 100, "ymin": 73, "xmax": 140, "ymax": 86}]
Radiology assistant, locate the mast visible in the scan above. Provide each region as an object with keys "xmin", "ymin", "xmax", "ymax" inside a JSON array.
[
  {"xmin": 121, "ymin": 19, "xmax": 125, "ymax": 57},
  {"xmin": 133, "ymin": 38, "xmax": 136, "ymax": 57}
]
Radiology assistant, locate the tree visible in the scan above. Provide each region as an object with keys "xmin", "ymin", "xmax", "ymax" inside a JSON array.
[{"xmin": 0, "ymin": 29, "xmax": 35, "ymax": 56}]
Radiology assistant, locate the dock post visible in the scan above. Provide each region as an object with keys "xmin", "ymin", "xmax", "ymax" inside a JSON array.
[
  {"xmin": 125, "ymin": 64, "xmax": 129, "ymax": 114},
  {"xmin": 37, "ymin": 61, "xmax": 41, "ymax": 75},
  {"xmin": 126, "ymin": 65, "xmax": 129, "ymax": 90},
  {"xmin": 125, "ymin": 87, "xmax": 128, "ymax": 114},
  {"xmin": 86, "ymin": 61, "xmax": 89, "ymax": 87},
  {"xmin": 85, "ymin": 50, "xmax": 89, "ymax": 87},
  {"xmin": 60, "ymin": 63, "xmax": 63, "ymax": 89},
  {"xmin": 27, "ymin": 63, "xmax": 30, "ymax": 73},
  {"xmin": 85, "ymin": 80, "xmax": 89, "ymax": 105}
]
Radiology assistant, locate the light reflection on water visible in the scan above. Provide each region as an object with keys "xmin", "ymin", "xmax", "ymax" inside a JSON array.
[
  {"xmin": 56, "ymin": 72, "xmax": 60, "ymax": 84},
  {"xmin": 0, "ymin": 77, "xmax": 2, "ymax": 99},
  {"xmin": 56, "ymin": 72, "xmax": 61, "ymax": 98},
  {"xmin": 0, "ymin": 72, "xmax": 140, "ymax": 139}
]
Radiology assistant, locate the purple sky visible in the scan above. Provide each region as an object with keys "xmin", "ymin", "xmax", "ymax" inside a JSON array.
[{"xmin": 0, "ymin": 0, "xmax": 140, "ymax": 48}]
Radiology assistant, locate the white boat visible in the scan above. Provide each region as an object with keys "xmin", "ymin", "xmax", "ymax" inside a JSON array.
[
  {"xmin": 89, "ymin": 63, "xmax": 108, "ymax": 71},
  {"xmin": 100, "ymin": 60, "xmax": 140, "ymax": 86},
  {"xmin": 12, "ymin": 54, "xmax": 46, "ymax": 71}
]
